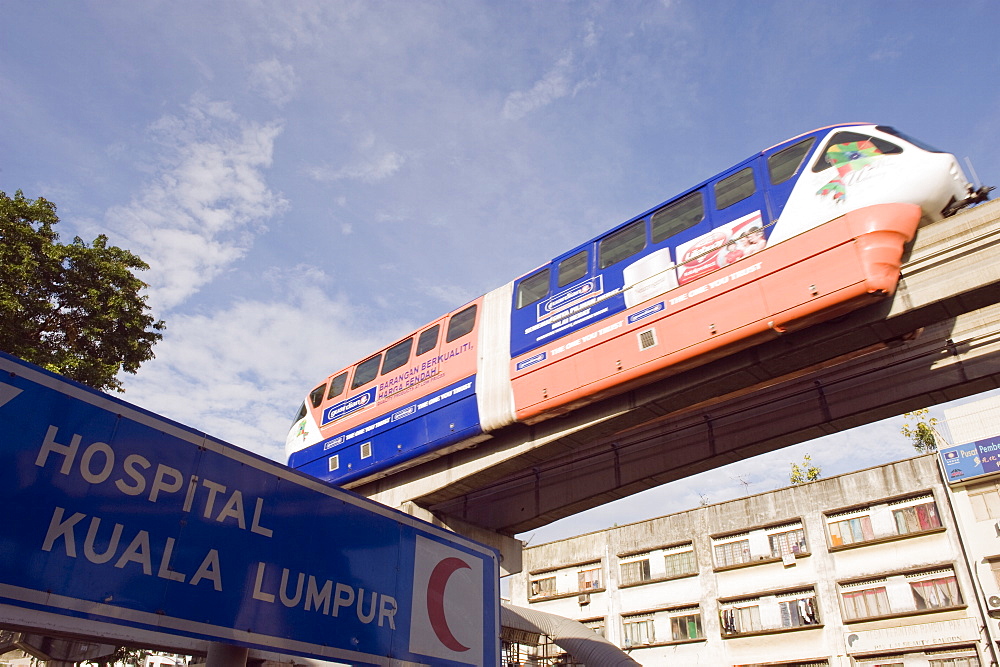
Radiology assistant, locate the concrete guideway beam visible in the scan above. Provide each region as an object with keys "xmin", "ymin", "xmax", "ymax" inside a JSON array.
[{"xmin": 438, "ymin": 301, "xmax": 1000, "ymax": 533}]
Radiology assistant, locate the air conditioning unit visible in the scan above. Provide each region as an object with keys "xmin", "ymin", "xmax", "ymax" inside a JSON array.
[
  {"xmin": 987, "ymin": 595, "xmax": 1000, "ymax": 618},
  {"xmin": 578, "ymin": 593, "xmax": 590, "ymax": 605}
]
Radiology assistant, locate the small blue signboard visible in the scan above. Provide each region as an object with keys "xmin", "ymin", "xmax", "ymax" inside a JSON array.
[
  {"xmin": 939, "ymin": 434, "xmax": 1000, "ymax": 484},
  {"xmin": 0, "ymin": 351, "xmax": 499, "ymax": 666}
]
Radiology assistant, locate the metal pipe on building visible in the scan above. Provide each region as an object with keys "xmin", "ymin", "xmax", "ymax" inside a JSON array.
[{"xmin": 502, "ymin": 602, "xmax": 641, "ymax": 666}]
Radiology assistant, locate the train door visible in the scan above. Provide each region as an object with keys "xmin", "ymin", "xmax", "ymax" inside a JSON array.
[{"xmin": 549, "ymin": 244, "xmax": 596, "ymax": 316}]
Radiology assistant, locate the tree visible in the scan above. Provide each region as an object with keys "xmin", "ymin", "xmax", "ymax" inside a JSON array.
[
  {"xmin": 0, "ymin": 190, "xmax": 164, "ymax": 391},
  {"xmin": 790, "ymin": 454, "xmax": 821, "ymax": 485},
  {"xmin": 901, "ymin": 408, "xmax": 941, "ymax": 453}
]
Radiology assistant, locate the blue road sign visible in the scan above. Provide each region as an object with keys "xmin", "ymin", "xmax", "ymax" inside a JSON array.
[
  {"xmin": 940, "ymin": 434, "xmax": 1000, "ymax": 484},
  {"xmin": 0, "ymin": 351, "xmax": 499, "ymax": 666}
]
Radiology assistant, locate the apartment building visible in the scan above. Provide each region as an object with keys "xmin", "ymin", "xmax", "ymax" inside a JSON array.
[{"xmin": 508, "ymin": 454, "xmax": 991, "ymax": 666}]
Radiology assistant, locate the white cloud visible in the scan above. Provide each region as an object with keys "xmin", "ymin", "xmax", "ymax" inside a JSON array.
[
  {"xmin": 103, "ymin": 97, "xmax": 288, "ymax": 312},
  {"xmin": 120, "ymin": 266, "xmax": 405, "ymax": 462},
  {"xmin": 249, "ymin": 58, "xmax": 299, "ymax": 107},
  {"xmin": 307, "ymin": 150, "xmax": 406, "ymax": 184},
  {"xmin": 502, "ymin": 52, "xmax": 577, "ymax": 121}
]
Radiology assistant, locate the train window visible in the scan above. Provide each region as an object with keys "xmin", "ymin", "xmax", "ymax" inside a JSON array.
[
  {"xmin": 351, "ymin": 354, "xmax": 382, "ymax": 389},
  {"xmin": 877, "ymin": 126, "xmax": 943, "ymax": 153},
  {"xmin": 381, "ymin": 337, "xmax": 413, "ymax": 375},
  {"xmin": 714, "ymin": 167, "xmax": 756, "ymax": 210},
  {"xmin": 811, "ymin": 131, "xmax": 902, "ymax": 172},
  {"xmin": 768, "ymin": 138, "xmax": 816, "ymax": 185},
  {"xmin": 293, "ymin": 402, "xmax": 306, "ymax": 421},
  {"xmin": 327, "ymin": 372, "xmax": 348, "ymax": 400},
  {"xmin": 517, "ymin": 269, "xmax": 551, "ymax": 309},
  {"xmin": 651, "ymin": 191, "xmax": 704, "ymax": 244},
  {"xmin": 309, "ymin": 384, "xmax": 326, "ymax": 409},
  {"xmin": 416, "ymin": 325, "xmax": 440, "ymax": 356},
  {"xmin": 446, "ymin": 304, "xmax": 477, "ymax": 343},
  {"xmin": 599, "ymin": 219, "xmax": 647, "ymax": 269},
  {"xmin": 557, "ymin": 250, "xmax": 588, "ymax": 287}
]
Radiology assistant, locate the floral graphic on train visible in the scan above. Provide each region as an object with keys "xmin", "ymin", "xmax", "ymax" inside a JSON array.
[
  {"xmin": 294, "ymin": 420, "xmax": 309, "ymax": 441},
  {"xmin": 816, "ymin": 140, "xmax": 883, "ymax": 202},
  {"xmin": 675, "ymin": 210, "xmax": 766, "ymax": 285}
]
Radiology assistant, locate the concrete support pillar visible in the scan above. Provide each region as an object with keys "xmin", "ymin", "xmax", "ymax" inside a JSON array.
[{"xmin": 206, "ymin": 642, "xmax": 248, "ymax": 667}]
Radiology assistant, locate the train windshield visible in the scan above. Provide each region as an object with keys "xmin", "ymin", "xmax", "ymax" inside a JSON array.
[
  {"xmin": 812, "ymin": 131, "xmax": 903, "ymax": 173},
  {"xmin": 876, "ymin": 126, "xmax": 945, "ymax": 153}
]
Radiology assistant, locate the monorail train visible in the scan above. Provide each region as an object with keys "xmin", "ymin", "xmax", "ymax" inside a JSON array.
[{"xmin": 287, "ymin": 123, "xmax": 990, "ymax": 486}]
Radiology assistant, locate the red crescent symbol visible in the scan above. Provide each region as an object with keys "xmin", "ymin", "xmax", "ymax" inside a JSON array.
[{"xmin": 427, "ymin": 557, "xmax": 471, "ymax": 652}]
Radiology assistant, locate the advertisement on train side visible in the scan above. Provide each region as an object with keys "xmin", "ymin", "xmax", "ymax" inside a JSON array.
[
  {"xmin": 0, "ymin": 351, "xmax": 500, "ymax": 666},
  {"xmin": 510, "ymin": 209, "xmax": 770, "ymax": 358}
]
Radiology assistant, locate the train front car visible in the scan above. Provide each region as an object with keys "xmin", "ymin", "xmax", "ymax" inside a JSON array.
[
  {"xmin": 508, "ymin": 124, "xmax": 984, "ymax": 423},
  {"xmin": 766, "ymin": 124, "xmax": 982, "ymax": 246}
]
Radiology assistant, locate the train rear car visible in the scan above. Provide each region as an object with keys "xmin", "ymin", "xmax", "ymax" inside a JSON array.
[{"xmin": 286, "ymin": 298, "xmax": 500, "ymax": 484}]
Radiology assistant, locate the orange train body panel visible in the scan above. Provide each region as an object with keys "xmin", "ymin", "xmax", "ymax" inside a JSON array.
[{"xmin": 510, "ymin": 203, "xmax": 921, "ymax": 422}]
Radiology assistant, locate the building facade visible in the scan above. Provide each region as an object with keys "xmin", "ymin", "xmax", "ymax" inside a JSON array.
[{"xmin": 509, "ymin": 455, "xmax": 992, "ymax": 666}]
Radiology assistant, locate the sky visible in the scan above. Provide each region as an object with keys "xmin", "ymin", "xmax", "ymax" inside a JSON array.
[{"xmin": 3, "ymin": 1, "xmax": 1000, "ymax": 547}]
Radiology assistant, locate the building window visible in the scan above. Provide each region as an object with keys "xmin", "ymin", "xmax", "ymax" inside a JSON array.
[
  {"xmin": 967, "ymin": 480, "xmax": 1000, "ymax": 521},
  {"xmin": 714, "ymin": 538, "xmax": 751, "ymax": 567},
  {"xmin": 769, "ymin": 527, "xmax": 807, "ymax": 557},
  {"xmin": 581, "ymin": 618, "xmax": 604, "ymax": 637},
  {"xmin": 620, "ymin": 558, "xmax": 651, "ymax": 585},
  {"xmin": 669, "ymin": 610, "xmax": 703, "ymax": 641},
  {"xmin": 840, "ymin": 568, "xmax": 962, "ymax": 620},
  {"xmin": 578, "ymin": 567, "xmax": 602, "ymax": 591},
  {"xmin": 664, "ymin": 547, "xmax": 697, "ymax": 577},
  {"xmin": 720, "ymin": 603, "xmax": 761, "ymax": 635},
  {"xmin": 722, "ymin": 589, "xmax": 819, "ymax": 636},
  {"xmin": 841, "ymin": 584, "xmax": 890, "ymax": 620},
  {"xmin": 827, "ymin": 513, "xmax": 874, "ymax": 547},
  {"xmin": 622, "ymin": 615, "xmax": 655, "ymax": 647},
  {"xmin": 890, "ymin": 496, "xmax": 942, "ymax": 534},
  {"xmin": 928, "ymin": 656, "xmax": 980, "ymax": 667},
  {"xmin": 530, "ymin": 576, "xmax": 556, "ymax": 597},
  {"xmin": 987, "ymin": 557, "xmax": 1000, "ymax": 589},
  {"xmin": 910, "ymin": 572, "xmax": 962, "ymax": 610},
  {"xmin": 778, "ymin": 593, "xmax": 820, "ymax": 628}
]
